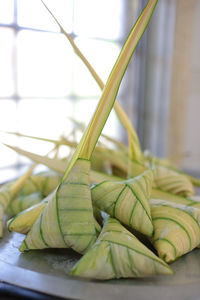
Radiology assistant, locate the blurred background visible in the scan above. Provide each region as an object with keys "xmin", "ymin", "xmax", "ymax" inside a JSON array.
[{"xmin": 0, "ymin": 0, "xmax": 199, "ymax": 182}]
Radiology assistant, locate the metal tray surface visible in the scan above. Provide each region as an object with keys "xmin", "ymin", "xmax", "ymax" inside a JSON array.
[{"xmin": 0, "ymin": 229, "xmax": 200, "ymax": 300}]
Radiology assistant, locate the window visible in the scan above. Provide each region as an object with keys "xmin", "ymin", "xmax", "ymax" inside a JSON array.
[{"xmin": 0, "ymin": 0, "xmax": 134, "ymax": 183}]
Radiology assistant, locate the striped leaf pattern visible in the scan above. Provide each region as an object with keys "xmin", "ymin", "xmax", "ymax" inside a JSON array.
[
  {"xmin": 0, "ymin": 184, "xmax": 11, "ymax": 236},
  {"xmin": 150, "ymin": 199, "xmax": 200, "ymax": 263},
  {"xmin": 7, "ymin": 194, "xmax": 101, "ymax": 236},
  {"xmin": 19, "ymin": 159, "xmax": 97, "ymax": 254},
  {"xmin": 70, "ymin": 218, "xmax": 173, "ymax": 279},
  {"xmin": 20, "ymin": 171, "xmax": 62, "ymax": 197},
  {"xmin": 0, "ymin": 164, "xmax": 35, "ymax": 237},
  {"xmin": 153, "ymin": 166, "xmax": 194, "ymax": 197},
  {"xmin": 92, "ymin": 170, "xmax": 154, "ymax": 237},
  {"xmin": 6, "ymin": 192, "xmax": 43, "ymax": 216},
  {"xmin": 151, "ymin": 188, "xmax": 194, "ymax": 206},
  {"xmin": 7, "ymin": 197, "xmax": 49, "ymax": 234}
]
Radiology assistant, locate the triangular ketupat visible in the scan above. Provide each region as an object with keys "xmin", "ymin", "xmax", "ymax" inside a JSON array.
[
  {"xmin": 150, "ymin": 199, "xmax": 200, "ymax": 263},
  {"xmin": 7, "ymin": 196, "xmax": 49, "ymax": 234},
  {"xmin": 70, "ymin": 218, "xmax": 173, "ymax": 279},
  {"xmin": 20, "ymin": 171, "xmax": 62, "ymax": 197},
  {"xmin": 0, "ymin": 164, "xmax": 36, "ymax": 237},
  {"xmin": 19, "ymin": 159, "xmax": 96, "ymax": 254},
  {"xmin": 7, "ymin": 192, "xmax": 101, "ymax": 236},
  {"xmin": 6, "ymin": 191, "xmax": 43, "ymax": 216},
  {"xmin": 151, "ymin": 188, "xmax": 194, "ymax": 205},
  {"xmin": 91, "ymin": 170, "xmax": 154, "ymax": 236},
  {"xmin": 153, "ymin": 166, "xmax": 194, "ymax": 197}
]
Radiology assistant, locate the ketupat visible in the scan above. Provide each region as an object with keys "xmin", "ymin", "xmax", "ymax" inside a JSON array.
[
  {"xmin": 7, "ymin": 197, "xmax": 49, "ymax": 234},
  {"xmin": 18, "ymin": 171, "xmax": 62, "ymax": 197},
  {"xmin": 19, "ymin": 159, "xmax": 97, "ymax": 253},
  {"xmin": 150, "ymin": 199, "xmax": 200, "ymax": 263},
  {"xmin": 6, "ymin": 191, "xmax": 43, "ymax": 216},
  {"xmin": 92, "ymin": 170, "xmax": 154, "ymax": 236},
  {"xmin": 70, "ymin": 217, "xmax": 173, "ymax": 279},
  {"xmin": 7, "ymin": 191, "xmax": 101, "ymax": 236},
  {"xmin": 18, "ymin": 0, "xmax": 158, "ymax": 256},
  {"xmin": 0, "ymin": 164, "xmax": 36, "ymax": 237},
  {"xmin": 151, "ymin": 188, "xmax": 194, "ymax": 205},
  {"xmin": 7, "ymin": 184, "xmax": 197, "ymax": 235},
  {"xmin": 152, "ymin": 166, "xmax": 194, "ymax": 197}
]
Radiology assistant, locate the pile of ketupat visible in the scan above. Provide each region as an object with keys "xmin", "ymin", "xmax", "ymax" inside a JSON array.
[{"xmin": 1, "ymin": 0, "xmax": 200, "ymax": 280}]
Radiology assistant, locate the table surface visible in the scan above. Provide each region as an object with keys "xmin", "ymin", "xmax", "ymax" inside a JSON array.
[{"xmin": 0, "ymin": 229, "xmax": 200, "ymax": 300}]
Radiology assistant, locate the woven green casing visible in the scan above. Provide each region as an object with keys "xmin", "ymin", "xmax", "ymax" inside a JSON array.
[
  {"xmin": 6, "ymin": 192, "xmax": 43, "ymax": 216},
  {"xmin": 19, "ymin": 159, "xmax": 96, "ymax": 254},
  {"xmin": 70, "ymin": 218, "xmax": 173, "ymax": 279},
  {"xmin": 92, "ymin": 170, "xmax": 154, "ymax": 237},
  {"xmin": 150, "ymin": 199, "xmax": 200, "ymax": 263}
]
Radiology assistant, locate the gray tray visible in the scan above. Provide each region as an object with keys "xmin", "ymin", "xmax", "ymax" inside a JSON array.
[{"xmin": 0, "ymin": 229, "xmax": 200, "ymax": 300}]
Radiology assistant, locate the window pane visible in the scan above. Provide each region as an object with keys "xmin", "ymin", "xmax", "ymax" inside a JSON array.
[
  {"xmin": 74, "ymin": 0, "xmax": 123, "ymax": 40},
  {"xmin": 73, "ymin": 98, "xmax": 98, "ymax": 125},
  {"xmin": 102, "ymin": 110, "xmax": 118, "ymax": 139},
  {"xmin": 74, "ymin": 38, "xmax": 120, "ymax": 97},
  {"xmin": 17, "ymin": 0, "xmax": 73, "ymax": 33},
  {"xmin": 0, "ymin": 28, "xmax": 14, "ymax": 96},
  {"xmin": 0, "ymin": 0, "xmax": 14, "ymax": 24},
  {"xmin": 0, "ymin": 144, "xmax": 18, "ymax": 169},
  {"xmin": 0, "ymin": 167, "xmax": 20, "ymax": 185},
  {"xmin": 0, "ymin": 100, "xmax": 18, "ymax": 168},
  {"xmin": 18, "ymin": 99, "xmax": 73, "ymax": 139},
  {"xmin": 0, "ymin": 100, "xmax": 17, "ymax": 131},
  {"xmin": 17, "ymin": 30, "xmax": 73, "ymax": 97}
]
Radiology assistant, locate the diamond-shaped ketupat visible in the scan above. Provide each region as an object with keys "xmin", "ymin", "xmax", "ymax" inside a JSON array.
[{"xmin": 70, "ymin": 218, "xmax": 173, "ymax": 279}]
